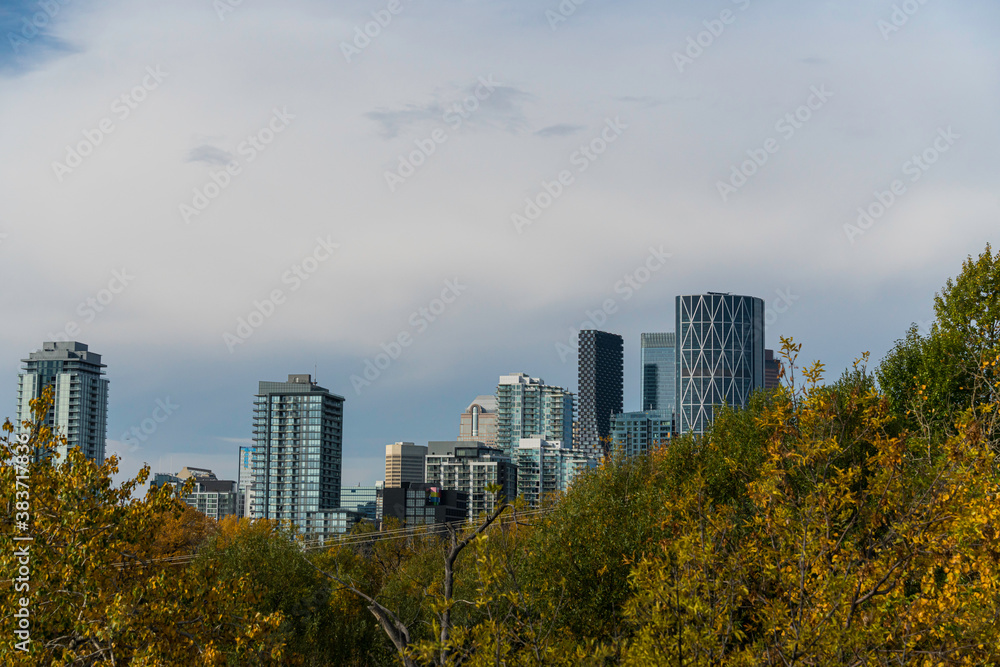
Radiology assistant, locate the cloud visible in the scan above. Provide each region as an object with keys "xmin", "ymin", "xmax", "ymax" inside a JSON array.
[
  {"xmin": 185, "ymin": 145, "xmax": 236, "ymax": 166},
  {"xmin": 1, "ymin": 0, "xmax": 997, "ymax": 494},
  {"xmin": 535, "ymin": 123, "xmax": 586, "ymax": 138},
  {"xmin": 365, "ymin": 104, "xmax": 446, "ymax": 139},
  {"xmin": 366, "ymin": 80, "xmax": 533, "ymax": 138},
  {"xmin": 479, "ymin": 85, "xmax": 533, "ymax": 132}
]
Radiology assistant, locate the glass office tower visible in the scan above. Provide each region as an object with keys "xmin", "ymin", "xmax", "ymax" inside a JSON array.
[
  {"xmin": 640, "ymin": 333, "xmax": 676, "ymax": 416},
  {"xmin": 676, "ymin": 293, "xmax": 764, "ymax": 434},
  {"xmin": 764, "ymin": 349, "xmax": 782, "ymax": 390},
  {"xmin": 251, "ymin": 374, "xmax": 344, "ymax": 525}
]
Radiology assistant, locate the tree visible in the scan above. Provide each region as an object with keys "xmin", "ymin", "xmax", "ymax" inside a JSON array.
[
  {"xmin": 315, "ymin": 503, "xmax": 510, "ymax": 666},
  {"xmin": 141, "ymin": 501, "xmax": 218, "ymax": 560},
  {"xmin": 878, "ymin": 244, "xmax": 1000, "ymax": 433},
  {"xmin": 1, "ymin": 388, "xmax": 285, "ymax": 665},
  {"xmin": 193, "ymin": 516, "xmax": 357, "ymax": 666},
  {"xmin": 623, "ymin": 340, "xmax": 1000, "ymax": 664}
]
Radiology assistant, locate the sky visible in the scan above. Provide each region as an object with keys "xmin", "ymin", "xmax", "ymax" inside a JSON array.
[{"xmin": 1, "ymin": 0, "xmax": 998, "ymax": 487}]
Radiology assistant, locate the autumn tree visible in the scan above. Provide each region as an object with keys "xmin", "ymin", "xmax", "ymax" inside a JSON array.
[
  {"xmin": 879, "ymin": 243, "xmax": 1000, "ymax": 434},
  {"xmin": 141, "ymin": 501, "xmax": 218, "ymax": 560},
  {"xmin": 623, "ymin": 339, "xmax": 1000, "ymax": 665},
  {"xmin": 0, "ymin": 388, "xmax": 286, "ymax": 665}
]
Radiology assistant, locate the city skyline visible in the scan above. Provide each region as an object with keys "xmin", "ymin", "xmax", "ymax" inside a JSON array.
[
  {"xmin": 11, "ymin": 306, "xmax": 766, "ymax": 490},
  {"xmin": 2, "ymin": 0, "xmax": 996, "ymax": 487},
  {"xmin": 0, "ymin": 286, "xmax": 946, "ymax": 490}
]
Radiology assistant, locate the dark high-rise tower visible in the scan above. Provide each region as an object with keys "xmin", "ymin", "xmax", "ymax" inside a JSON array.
[
  {"xmin": 764, "ymin": 349, "xmax": 782, "ymax": 390},
  {"xmin": 676, "ymin": 293, "xmax": 764, "ymax": 434},
  {"xmin": 577, "ymin": 330, "xmax": 623, "ymax": 458}
]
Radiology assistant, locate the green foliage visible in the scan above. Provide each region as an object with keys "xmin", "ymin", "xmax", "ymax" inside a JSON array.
[
  {"xmin": 6, "ymin": 246, "xmax": 1000, "ymax": 665},
  {"xmin": 194, "ymin": 518, "xmax": 335, "ymax": 665},
  {"xmin": 878, "ymin": 244, "xmax": 1000, "ymax": 433},
  {"xmin": 525, "ymin": 454, "xmax": 664, "ymax": 647},
  {"xmin": 934, "ymin": 242, "xmax": 1000, "ymax": 358},
  {"xmin": 622, "ymin": 343, "xmax": 1000, "ymax": 665},
  {"xmin": 877, "ymin": 323, "xmax": 972, "ymax": 433},
  {"xmin": 0, "ymin": 388, "xmax": 285, "ymax": 666}
]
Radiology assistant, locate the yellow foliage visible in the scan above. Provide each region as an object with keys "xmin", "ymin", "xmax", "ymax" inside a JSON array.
[
  {"xmin": 621, "ymin": 341, "xmax": 1000, "ymax": 665},
  {"xmin": 0, "ymin": 388, "xmax": 287, "ymax": 665}
]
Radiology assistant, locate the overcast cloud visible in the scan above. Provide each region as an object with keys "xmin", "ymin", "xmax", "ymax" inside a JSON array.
[{"xmin": 1, "ymin": 0, "xmax": 998, "ymax": 486}]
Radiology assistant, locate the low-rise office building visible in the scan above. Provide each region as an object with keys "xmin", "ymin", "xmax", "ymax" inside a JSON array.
[
  {"xmin": 151, "ymin": 467, "xmax": 240, "ymax": 521},
  {"xmin": 425, "ymin": 441, "xmax": 516, "ymax": 520},
  {"xmin": 610, "ymin": 411, "xmax": 673, "ymax": 458},
  {"xmin": 385, "ymin": 442, "xmax": 427, "ymax": 487},
  {"xmin": 382, "ymin": 482, "xmax": 467, "ymax": 527},
  {"xmin": 341, "ymin": 483, "xmax": 382, "ymax": 521},
  {"xmin": 300, "ymin": 508, "xmax": 364, "ymax": 545},
  {"xmin": 515, "ymin": 439, "xmax": 595, "ymax": 508}
]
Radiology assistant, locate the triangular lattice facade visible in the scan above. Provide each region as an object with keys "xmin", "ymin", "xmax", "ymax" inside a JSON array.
[{"xmin": 676, "ymin": 294, "xmax": 764, "ymax": 434}]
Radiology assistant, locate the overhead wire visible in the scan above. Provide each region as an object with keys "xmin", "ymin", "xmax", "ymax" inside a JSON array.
[{"xmin": 110, "ymin": 505, "xmax": 558, "ymax": 570}]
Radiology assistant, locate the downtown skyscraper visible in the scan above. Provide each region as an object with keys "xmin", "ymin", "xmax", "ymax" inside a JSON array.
[
  {"xmin": 640, "ymin": 333, "xmax": 676, "ymax": 417},
  {"xmin": 16, "ymin": 341, "xmax": 109, "ymax": 463},
  {"xmin": 458, "ymin": 395, "xmax": 498, "ymax": 447},
  {"xmin": 250, "ymin": 374, "xmax": 344, "ymax": 525},
  {"xmin": 676, "ymin": 293, "xmax": 764, "ymax": 434},
  {"xmin": 576, "ymin": 330, "xmax": 623, "ymax": 459}
]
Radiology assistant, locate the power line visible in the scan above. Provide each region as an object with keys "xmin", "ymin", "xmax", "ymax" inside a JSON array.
[{"xmin": 112, "ymin": 506, "xmax": 557, "ymax": 569}]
